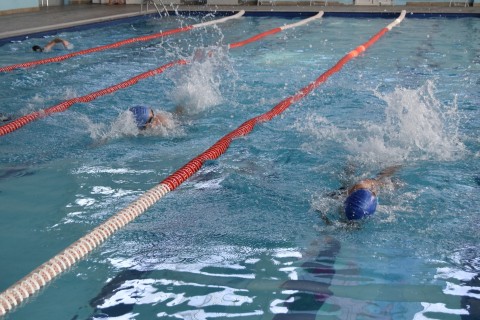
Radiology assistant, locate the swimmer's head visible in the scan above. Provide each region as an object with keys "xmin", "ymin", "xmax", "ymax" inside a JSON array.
[
  {"xmin": 344, "ymin": 189, "xmax": 378, "ymax": 220},
  {"xmin": 129, "ymin": 105, "xmax": 153, "ymax": 129},
  {"xmin": 32, "ymin": 45, "xmax": 43, "ymax": 52}
]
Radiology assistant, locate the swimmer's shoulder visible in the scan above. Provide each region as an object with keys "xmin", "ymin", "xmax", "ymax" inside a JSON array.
[{"xmin": 348, "ymin": 179, "xmax": 378, "ymax": 195}]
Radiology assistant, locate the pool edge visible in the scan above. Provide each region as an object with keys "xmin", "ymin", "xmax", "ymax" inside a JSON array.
[{"xmin": 0, "ymin": 4, "xmax": 479, "ymax": 45}]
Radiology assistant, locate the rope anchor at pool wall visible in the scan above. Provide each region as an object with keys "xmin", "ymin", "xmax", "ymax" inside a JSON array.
[{"xmin": 0, "ymin": 10, "xmax": 406, "ymax": 317}]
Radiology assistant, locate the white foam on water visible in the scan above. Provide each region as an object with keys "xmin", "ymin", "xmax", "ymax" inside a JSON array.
[
  {"xmin": 170, "ymin": 46, "xmax": 231, "ymax": 115},
  {"xmin": 351, "ymin": 81, "xmax": 465, "ymax": 164},
  {"xmin": 297, "ymin": 81, "xmax": 466, "ymax": 167},
  {"xmin": 303, "ymin": 81, "xmax": 466, "ymax": 225},
  {"xmin": 413, "ymin": 302, "xmax": 469, "ymax": 319},
  {"xmin": 79, "ymin": 108, "xmax": 184, "ymax": 141},
  {"xmin": 73, "ymin": 166, "xmax": 154, "ymax": 175}
]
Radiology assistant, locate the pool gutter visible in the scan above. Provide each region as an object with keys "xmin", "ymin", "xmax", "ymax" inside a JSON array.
[{"xmin": 0, "ymin": 4, "xmax": 478, "ymax": 44}]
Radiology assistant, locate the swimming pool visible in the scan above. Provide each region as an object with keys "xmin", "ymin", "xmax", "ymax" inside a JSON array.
[{"xmin": 0, "ymin": 11, "xmax": 479, "ymax": 319}]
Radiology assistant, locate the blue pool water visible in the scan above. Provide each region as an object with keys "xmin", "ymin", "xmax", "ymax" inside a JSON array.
[{"xmin": 0, "ymin": 12, "xmax": 479, "ymax": 320}]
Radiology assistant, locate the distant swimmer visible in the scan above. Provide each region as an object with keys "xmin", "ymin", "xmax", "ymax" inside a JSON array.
[
  {"xmin": 32, "ymin": 37, "xmax": 73, "ymax": 53},
  {"xmin": 128, "ymin": 105, "xmax": 173, "ymax": 130},
  {"xmin": 343, "ymin": 166, "xmax": 400, "ymax": 220}
]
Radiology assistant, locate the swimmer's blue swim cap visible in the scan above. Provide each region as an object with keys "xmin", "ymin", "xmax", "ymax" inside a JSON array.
[
  {"xmin": 344, "ymin": 189, "xmax": 378, "ymax": 220},
  {"xmin": 129, "ymin": 106, "xmax": 151, "ymax": 129}
]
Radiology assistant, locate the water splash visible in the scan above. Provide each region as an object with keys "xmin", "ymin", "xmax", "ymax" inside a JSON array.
[
  {"xmin": 298, "ymin": 81, "xmax": 465, "ymax": 166},
  {"xmin": 355, "ymin": 80, "xmax": 465, "ymax": 163},
  {"xmin": 302, "ymin": 81, "xmax": 465, "ymax": 225},
  {"xmin": 170, "ymin": 46, "xmax": 231, "ymax": 115},
  {"xmin": 80, "ymin": 108, "xmax": 183, "ymax": 141}
]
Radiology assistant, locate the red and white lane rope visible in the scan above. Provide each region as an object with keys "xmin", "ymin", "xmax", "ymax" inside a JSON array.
[
  {"xmin": 0, "ymin": 59, "xmax": 188, "ymax": 136},
  {"xmin": 0, "ymin": 11, "xmax": 245, "ymax": 73},
  {"xmin": 0, "ymin": 11, "xmax": 405, "ymax": 317},
  {"xmin": 0, "ymin": 12, "xmax": 324, "ymax": 137},
  {"xmin": 228, "ymin": 11, "xmax": 323, "ymax": 49}
]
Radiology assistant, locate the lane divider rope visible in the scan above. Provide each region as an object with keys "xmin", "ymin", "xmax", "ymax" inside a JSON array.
[
  {"xmin": 0, "ymin": 12, "xmax": 324, "ymax": 137},
  {"xmin": 0, "ymin": 59, "xmax": 188, "ymax": 136},
  {"xmin": 228, "ymin": 11, "xmax": 323, "ymax": 49},
  {"xmin": 0, "ymin": 11, "xmax": 245, "ymax": 73},
  {"xmin": 0, "ymin": 11, "xmax": 405, "ymax": 317}
]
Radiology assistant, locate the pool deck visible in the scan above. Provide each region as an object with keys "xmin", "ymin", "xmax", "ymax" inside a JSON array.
[{"xmin": 0, "ymin": 3, "xmax": 479, "ymax": 42}]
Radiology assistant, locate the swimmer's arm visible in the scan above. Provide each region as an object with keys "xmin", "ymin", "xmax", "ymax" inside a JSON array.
[
  {"xmin": 43, "ymin": 41, "xmax": 55, "ymax": 52},
  {"xmin": 347, "ymin": 179, "xmax": 379, "ymax": 195},
  {"xmin": 44, "ymin": 38, "xmax": 71, "ymax": 51},
  {"xmin": 349, "ymin": 165, "xmax": 401, "ymax": 194},
  {"xmin": 60, "ymin": 39, "xmax": 72, "ymax": 49},
  {"xmin": 55, "ymin": 38, "xmax": 72, "ymax": 49},
  {"xmin": 376, "ymin": 165, "xmax": 401, "ymax": 181}
]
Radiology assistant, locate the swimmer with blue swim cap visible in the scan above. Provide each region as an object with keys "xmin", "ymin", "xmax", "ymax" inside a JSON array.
[
  {"xmin": 343, "ymin": 166, "xmax": 400, "ymax": 221},
  {"xmin": 344, "ymin": 179, "xmax": 379, "ymax": 220},
  {"xmin": 129, "ymin": 106, "xmax": 153, "ymax": 129},
  {"xmin": 129, "ymin": 105, "xmax": 171, "ymax": 130}
]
